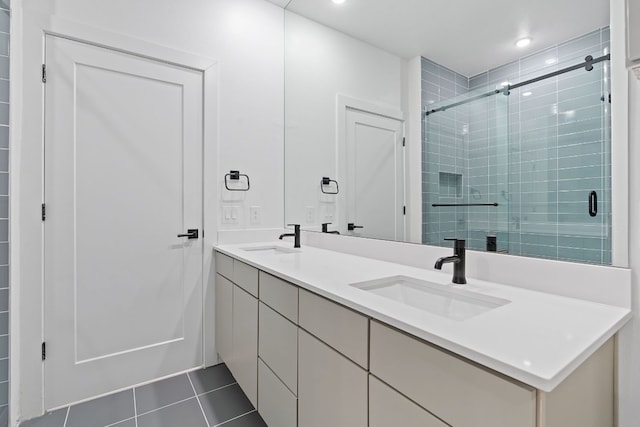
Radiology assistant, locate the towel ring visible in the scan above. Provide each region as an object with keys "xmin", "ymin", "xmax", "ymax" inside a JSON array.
[
  {"xmin": 320, "ymin": 177, "xmax": 339, "ymax": 195},
  {"xmin": 225, "ymin": 170, "xmax": 250, "ymax": 191}
]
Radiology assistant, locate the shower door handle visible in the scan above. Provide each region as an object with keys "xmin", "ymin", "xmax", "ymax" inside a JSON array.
[{"xmin": 589, "ymin": 191, "xmax": 598, "ymax": 217}]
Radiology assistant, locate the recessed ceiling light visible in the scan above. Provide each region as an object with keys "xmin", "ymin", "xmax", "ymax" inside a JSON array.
[
  {"xmin": 545, "ymin": 58, "xmax": 557, "ymax": 65},
  {"xmin": 332, "ymin": 0, "xmax": 346, "ymax": 4},
  {"xmin": 522, "ymin": 91, "xmax": 533, "ymax": 97},
  {"xmin": 516, "ymin": 37, "xmax": 532, "ymax": 48}
]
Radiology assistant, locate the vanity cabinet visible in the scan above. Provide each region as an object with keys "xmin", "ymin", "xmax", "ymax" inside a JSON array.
[
  {"xmin": 298, "ymin": 329, "xmax": 368, "ymax": 427},
  {"xmin": 214, "ymin": 273, "xmax": 232, "ymax": 361},
  {"xmin": 299, "ymin": 289, "xmax": 369, "ymax": 368},
  {"xmin": 214, "ymin": 253, "xmax": 258, "ymax": 407},
  {"xmin": 259, "ymin": 271, "xmax": 298, "ymax": 323},
  {"xmin": 215, "ymin": 251, "xmax": 616, "ymax": 427},
  {"xmin": 537, "ymin": 337, "xmax": 614, "ymax": 427},
  {"xmin": 230, "ymin": 285, "xmax": 258, "ymax": 407},
  {"xmin": 369, "ymin": 375, "xmax": 447, "ymax": 427},
  {"xmin": 258, "ymin": 272, "xmax": 299, "ymax": 427},
  {"xmin": 370, "ymin": 320, "xmax": 614, "ymax": 427},
  {"xmin": 258, "ymin": 302, "xmax": 297, "ymax": 393},
  {"xmin": 258, "ymin": 359, "xmax": 297, "ymax": 427},
  {"xmin": 370, "ymin": 321, "xmax": 536, "ymax": 427}
]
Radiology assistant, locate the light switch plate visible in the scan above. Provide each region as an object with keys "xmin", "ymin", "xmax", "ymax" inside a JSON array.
[
  {"xmin": 305, "ymin": 206, "xmax": 315, "ymax": 224},
  {"xmin": 323, "ymin": 204, "xmax": 335, "ymax": 221},
  {"xmin": 250, "ymin": 206, "xmax": 261, "ymax": 224},
  {"xmin": 222, "ymin": 206, "xmax": 240, "ymax": 224}
]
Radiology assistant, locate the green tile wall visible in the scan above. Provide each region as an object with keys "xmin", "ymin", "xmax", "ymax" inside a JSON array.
[{"xmin": 423, "ymin": 28, "xmax": 612, "ymax": 265}]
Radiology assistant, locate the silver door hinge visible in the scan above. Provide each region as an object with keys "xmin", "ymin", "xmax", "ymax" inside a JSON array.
[
  {"xmin": 41, "ymin": 203, "xmax": 46, "ymax": 221},
  {"xmin": 42, "ymin": 342, "xmax": 46, "ymax": 361},
  {"xmin": 42, "ymin": 64, "xmax": 47, "ymax": 83}
]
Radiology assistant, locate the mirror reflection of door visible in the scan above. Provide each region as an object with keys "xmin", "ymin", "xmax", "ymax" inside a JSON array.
[{"xmin": 345, "ymin": 108, "xmax": 405, "ymax": 241}]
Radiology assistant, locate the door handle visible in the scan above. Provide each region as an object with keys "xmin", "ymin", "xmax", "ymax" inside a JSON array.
[
  {"xmin": 177, "ymin": 229, "xmax": 199, "ymax": 239},
  {"xmin": 348, "ymin": 223, "xmax": 364, "ymax": 231}
]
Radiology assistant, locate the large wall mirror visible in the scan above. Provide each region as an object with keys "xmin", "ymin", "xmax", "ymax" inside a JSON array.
[{"xmin": 283, "ymin": 0, "xmax": 614, "ymax": 265}]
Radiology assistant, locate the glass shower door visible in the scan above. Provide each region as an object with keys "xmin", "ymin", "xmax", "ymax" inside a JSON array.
[
  {"xmin": 422, "ymin": 48, "xmax": 611, "ymax": 264},
  {"xmin": 508, "ymin": 49, "xmax": 611, "ymax": 264},
  {"xmin": 423, "ymin": 88, "xmax": 510, "ymax": 252}
]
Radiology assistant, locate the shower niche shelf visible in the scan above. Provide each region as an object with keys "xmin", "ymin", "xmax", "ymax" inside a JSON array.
[{"xmin": 438, "ymin": 172, "xmax": 463, "ymax": 198}]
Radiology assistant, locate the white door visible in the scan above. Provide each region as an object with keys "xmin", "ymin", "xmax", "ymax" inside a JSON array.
[
  {"xmin": 345, "ymin": 108, "xmax": 405, "ymax": 241},
  {"xmin": 43, "ymin": 35, "xmax": 204, "ymax": 409}
]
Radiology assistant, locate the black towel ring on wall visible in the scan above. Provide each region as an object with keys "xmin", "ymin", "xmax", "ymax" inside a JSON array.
[
  {"xmin": 321, "ymin": 177, "xmax": 339, "ymax": 195},
  {"xmin": 225, "ymin": 170, "xmax": 250, "ymax": 191}
]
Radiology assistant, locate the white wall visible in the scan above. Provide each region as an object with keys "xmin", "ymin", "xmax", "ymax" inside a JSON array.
[
  {"xmin": 613, "ymin": 0, "xmax": 639, "ymax": 425},
  {"xmin": 406, "ymin": 57, "xmax": 422, "ymax": 244},
  {"xmin": 619, "ymin": 72, "xmax": 640, "ymax": 427},
  {"xmin": 284, "ymin": 11, "xmax": 407, "ymax": 232},
  {"xmin": 13, "ymin": 0, "xmax": 284, "ymax": 422},
  {"xmin": 22, "ymin": 0, "xmax": 285, "ymax": 231}
]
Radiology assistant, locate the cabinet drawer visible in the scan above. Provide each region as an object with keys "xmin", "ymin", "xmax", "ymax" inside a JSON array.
[
  {"xmin": 258, "ymin": 359, "xmax": 297, "ymax": 427},
  {"xmin": 298, "ymin": 330, "xmax": 367, "ymax": 427},
  {"xmin": 258, "ymin": 302, "xmax": 298, "ymax": 394},
  {"xmin": 370, "ymin": 321, "xmax": 536, "ymax": 427},
  {"xmin": 299, "ymin": 289, "xmax": 368, "ymax": 368},
  {"xmin": 215, "ymin": 251, "xmax": 233, "ymax": 280},
  {"xmin": 259, "ymin": 272, "xmax": 298, "ymax": 323},
  {"xmin": 233, "ymin": 260, "xmax": 259, "ymax": 297},
  {"xmin": 369, "ymin": 375, "xmax": 448, "ymax": 427}
]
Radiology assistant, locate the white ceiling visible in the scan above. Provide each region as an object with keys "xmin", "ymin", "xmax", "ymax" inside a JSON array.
[
  {"xmin": 266, "ymin": 0, "xmax": 610, "ymax": 77},
  {"xmin": 265, "ymin": 0, "xmax": 292, "ymax": 7}
]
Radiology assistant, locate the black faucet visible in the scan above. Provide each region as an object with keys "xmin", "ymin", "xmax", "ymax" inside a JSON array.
[
  {"xmin": 321, "ymin": 223, "xmax": 340, "ymax": 235},
  {"xmin": 279, "ymin": 224, "xmax": 301, "ymax": 248},
  {"xmin": 434, "ymin": 238, "xmax": 466, "ymax": 284}
]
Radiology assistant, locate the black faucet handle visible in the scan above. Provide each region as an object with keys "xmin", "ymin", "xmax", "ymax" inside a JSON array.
[
  {"xmin": 444, "ymin": 238, "xmax": 465, "ymax": 243},
  {"xmin": 444, "ymin": 238, "xmax": 466, "ymax": 250},
  {"xmin": 286, "ymin": 224, "xmax": 302, "ymax": 248}
]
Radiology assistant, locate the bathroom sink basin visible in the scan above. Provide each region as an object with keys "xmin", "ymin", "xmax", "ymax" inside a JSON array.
[
  {"xmin": 350, "ymin": 275, "xmax": 510, "ymax": 321},
  {"xmin": 240, "ymin": 245, "xmax": 299, "ymax": 255}
]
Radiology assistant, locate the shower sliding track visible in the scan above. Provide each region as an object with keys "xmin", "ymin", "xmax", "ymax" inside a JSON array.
[
  {"xmin": 424, "ymin": 54, "xmax": 611, "ymax": 116},
  {"xmin": 432, "ymin": 203, "xmax": 499, "ymax": 207}
]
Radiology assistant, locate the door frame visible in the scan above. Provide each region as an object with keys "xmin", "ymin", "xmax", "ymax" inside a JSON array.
[
  {"xmin": 336, "ymin": 95, "xmax": 406, "ymax": 239},
  {"xmin": 10, "ymin": 10, "xmax": 219, "ymax": 423}
]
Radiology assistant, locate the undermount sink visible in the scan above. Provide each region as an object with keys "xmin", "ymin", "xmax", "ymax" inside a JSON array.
[
  {"xmin": 240, "ymin": 245, "xmax": 299, "ymax": 255},
  {"xmin": 350, "ymin": 275, "xmax": 510, "ymax": 321}
]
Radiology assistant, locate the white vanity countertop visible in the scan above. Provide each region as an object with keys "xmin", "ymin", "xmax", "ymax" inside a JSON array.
[{"xmin": 215, "ymin": 242, "xmax": 631, "ymax": 392}]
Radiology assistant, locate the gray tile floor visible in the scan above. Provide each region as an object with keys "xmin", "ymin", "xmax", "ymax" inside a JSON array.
[{"xmin": 20, "ymin": 364, "xmax": 266, "ymax": 427}]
